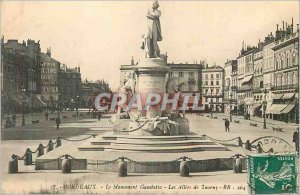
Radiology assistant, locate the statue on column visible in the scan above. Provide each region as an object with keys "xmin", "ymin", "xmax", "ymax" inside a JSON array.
[{"xmin": 141, "ymin": 0, "xmax": 162, "ymax": 58}]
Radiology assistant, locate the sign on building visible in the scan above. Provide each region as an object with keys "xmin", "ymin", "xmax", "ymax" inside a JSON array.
[{"xmin": 248, "ymin": 154, "xmax": 297, "ymax": 194}]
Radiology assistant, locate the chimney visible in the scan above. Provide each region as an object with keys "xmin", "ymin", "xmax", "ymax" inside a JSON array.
[
  {"xmin": 282, "ymin": 21, "xmax": 285, "ymax": 30},
  {"xmin": 277, "ymin": 24, "xmax": 279, "ymax": 31},
  {"xmin": 297, "ymin": 24, "xmax": 299, "ymax": 32},
  {"xmin": 292, "ymin": 17, "xmax": 294, "ymax": 32},
  {"xmin": 131, "ymin": 56, "xmax": 134, "ymax": 65},
  {"xmin": 46, "ymin": 47, "xmax": 51, "ymax": 57}
]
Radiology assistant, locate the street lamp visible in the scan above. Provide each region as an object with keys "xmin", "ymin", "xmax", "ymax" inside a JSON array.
[
  {"xmin": 57, "ymin": 93, "xmax": 61, "ymax": 115},
  {"xmin": 21, "ymin": 85, "xmax": 26, "ymax": 126},
  {"xmin": 76, "ymin": 93, "xmax": 79, "ymax": 116},
  {"xmin": 230, "ymin": 93, "xmax": 233, "ymax": 122},
  {"xmin": 210, "ymin": 99, "xmax": 213, "ymax": 118},
  {"xmin": 262, "ymin": 88, "xmax": 268, "ymax": 129}
]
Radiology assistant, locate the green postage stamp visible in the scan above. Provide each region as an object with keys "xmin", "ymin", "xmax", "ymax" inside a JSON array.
[{"xmin": 248, "ymin": 154, "xmax": 298, "ymax": 194}]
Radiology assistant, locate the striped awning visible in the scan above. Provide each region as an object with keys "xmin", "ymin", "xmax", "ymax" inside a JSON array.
[
  {"xmin": 242, "ymin": 75, "xmax": 253, "ymax": 85},
  {"xmin": 267, "ymin": 104, "xmax": 287, "ymax": 114},
  {"xmin": 281, "ymin": 93, "xmax": 295, "ymax": 100},
  {"xmin": 252, "ymin": 103, "xmax": 262, "ymax": 111},
  {"xmin": 281, "ymin": 104, "xmax": 295, "ymax": 114},
  {"xmin": 273, "ymin": 94, "xmax": 283, "ymax": 99}
]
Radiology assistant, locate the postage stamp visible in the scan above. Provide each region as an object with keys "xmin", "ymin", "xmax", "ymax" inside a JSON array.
[
  {"xmin": 1, "ymin": 0, "xmax": 299, "ymax": 194},
  {"xmin": 248, "ymin": 154, "xmax": 298, "ymax": 194}
]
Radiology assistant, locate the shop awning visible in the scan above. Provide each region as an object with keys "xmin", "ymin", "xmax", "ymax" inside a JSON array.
[
  {"xmin": 261, "ymin": 102, "xmax": 273, "ymax": 113},
  {"xmin": 242, "ymin": 75, "xmax": 253, "ymax": 85},
  {"xmin": 281, "ymin": 93, "xmax": 295, "ymax": 100},
  {"xmin": 252, "ymin": 103, "xmax": 262, "ymax": 111},
  {"xmin": 273, "ymin": 94, "xmax": 283, "ymax": 100},
  {"xmin": 245, "ymin": 100, "xmax": 253, "ymax": 106},
  {"xmin": 281, "ymin": 104, "xmax": 295, "ymax": 114},
  {"xmin": 267, "ymin": 104, "xmax": 287, "ymax": 114}
]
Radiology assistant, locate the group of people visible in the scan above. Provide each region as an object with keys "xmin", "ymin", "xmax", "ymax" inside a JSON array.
[
  {"xmin": 89, "ymin": 110, "xmax": 102, "ymax": 121},
  {"xmin": 5, "ymin": 114, "xmax": 16, "ymax": 128}
]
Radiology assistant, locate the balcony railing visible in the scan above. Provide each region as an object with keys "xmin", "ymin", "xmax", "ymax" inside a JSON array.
[
  {"xmin": 224, "ymin": 86, "xmax": 230, "ymax": 91},
  {"xmin": 231, "ymin": 86, "xmax": 237, "ymax": 91},
  {"xmin": 252, "ymin": 87, "xmax": 264, "ymax": 93},
  {"xmin": 237, "ymin": 86, "xmax": 252, "ymax": 93},
  {"xmin": 203, "ymin": 93, "xmax": 223, "ymax": 97},
  {"xmin": 272, "ymin": 84, "xmax": 299, "ymax": 91}
]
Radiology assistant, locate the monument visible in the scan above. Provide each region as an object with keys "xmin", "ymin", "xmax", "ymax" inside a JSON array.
[
  {"xmin": 35, "ymin": 1, "xmax": 236, "ymax": 174},
  {"xmin": 111, "ymin": 0, "xmax": 189, "ymax": 136}
]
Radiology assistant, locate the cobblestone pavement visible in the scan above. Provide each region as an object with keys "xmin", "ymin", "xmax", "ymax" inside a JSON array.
[{"xmin": 1, "ymin": 112, "xmax": 298, "ymax": 194}]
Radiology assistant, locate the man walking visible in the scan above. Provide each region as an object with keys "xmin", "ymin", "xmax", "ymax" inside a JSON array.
[
  {"xmin": 225, "ymin": 119, "xmax": 230, "ymax": 132},
  {"xmin": 55, "ymin": 116, "xmax": 61, "ymax": 130},
  {"xmin": 45, "ymin": 111, "xmax": 48, "ymax": 120},
  {"xmin": 97, "ymin": 112, "xmax": 102, "ymax": 121},
  {"xmin": 293, "ymin": 128, "xmax": 299, "ymax": 155}
]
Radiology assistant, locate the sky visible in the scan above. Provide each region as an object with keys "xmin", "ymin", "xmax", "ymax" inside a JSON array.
[{"xmin": 1, "ymin": 0, "xmax": 299, "ymax": 90}]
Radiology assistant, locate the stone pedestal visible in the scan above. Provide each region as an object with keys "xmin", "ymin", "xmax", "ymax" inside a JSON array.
[{"xmin": 135, "ymin": 58, "xmax": 169, "ymax": 118}]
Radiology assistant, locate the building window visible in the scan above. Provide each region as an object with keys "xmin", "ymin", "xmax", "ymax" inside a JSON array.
[
  {"xmin": 205, "ymin": 81, "xmax": 208, "ymax": 85},
  {"xmin": 179, "ymin": 72, "xmax": 183, "ymax": 77},
  {"xmin": 286, "ymin": 54, "xmax": 290, "ymax": 67},
  {"xmin": 205, "ymin": 74, "xmax": 208, "ymax": 79},
  {"xmin": 169, "ymin": 72, "xmax": 173, "ymax": 78},
  {"xmin": 211, "ymin": 74, "xmax": 214, "ymax": 79},
  {"xmin": 281, "ymin": 55, "xmax": 284, "ymax": 69},
  {"xmin": 210, "ymin": 89, "xmax": 213, "ymax": 94},
  {"xmin": 216, "ymin": 88, "xmax": 219, "ymax": 94},
  {"xmin": 258, "ymin": 81, "xmax": 262, "ymax": 88},
  {"xmin": 293, "ymin": 72, "xmax": 297, "ymax": 86},
  {"xmin": 205, "ymin": 89, "xmax": 208, "ymax": 94},
  {"xmin": 292, "ymin": 52, "xmax": 297, "ymax": 65},
  {"xmin": 216, "ymin": 74, "xmax": 219, "ymax": 79},
  {"xmin": 211, "ymin": 81, "xmax": 213, "ymax": 85},
  {"xmin": 216, "ymin": 81, "xmax": 219, "ymax": 85}
]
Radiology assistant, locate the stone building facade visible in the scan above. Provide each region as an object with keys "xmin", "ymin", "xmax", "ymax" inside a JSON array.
[
  {"xmin": 1, "ymin": 38, "xmax": 43, "ymax": 114},
  {"xmin": 223, "ymin": 60, "xmax": 237, "ymax": 115},
  {"xmin": 252, "ymin": 41, "xmax": 264, "ymax": 116},
  {"xmin": 237, "ymin": 45, "xmax": 256, "ymax": 117},
  {"xmin": 270, "ymin": 21, "xmax": 299, "ymax": 123},
  {"xmin": 81, "ymin": 79, "xmax": 111, "ymax": 108},
  {"xmin": 119, "ymin": 58, "xmax": 204, "ymax": 112},
  {"xmin": 201, "ymin": 65, "xmax": 224, "ymax": 113},
  {"xmin": 59, "ymin": 65, "xmax": 82, "ymax": 109},
  {"xmin": 40, "ymin": 48, "xmax": 61, "ymax": 110}
]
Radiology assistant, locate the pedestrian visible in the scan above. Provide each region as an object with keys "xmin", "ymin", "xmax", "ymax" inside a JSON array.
[
  {"xmin": 11, "ymin": 114, "xmax": 16, "ymax": 127},
  {"xmin": 5, "ymin": 117, "xmax": 12, "ymax": 128},
  {"xmin": 45, "ymin": 111, "xmax": 49, "ymax": 120},
  {"xmin": 225, "ymin": 119, "xmax": 230, "ymax": 132},
  {"xmin": 293, "ymin": 128, "xmax": 299, "ymax": 155},
  {"xmin": 97, "ymin": 112, "xmax": 102, "ymax": 121},
  {"xmin": 55, "ymin": 116, "xmax": 61, "ymax": 130}
]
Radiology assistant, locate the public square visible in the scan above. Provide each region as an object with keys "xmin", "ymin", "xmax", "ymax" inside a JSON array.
[
  {"xmin": 1, "ymin": 1, "xmax": 299, "ymax": 194},
  {"xmin": 1, "ymin": 110, "xmax": 298, "ymax": 194}
]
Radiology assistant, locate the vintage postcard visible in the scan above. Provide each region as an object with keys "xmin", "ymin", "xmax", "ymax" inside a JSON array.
[{"xmin": 0, "ymin": 0, "xmax": 299, "ymax": 194}]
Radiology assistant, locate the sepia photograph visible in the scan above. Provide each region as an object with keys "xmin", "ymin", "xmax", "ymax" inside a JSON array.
[{"xmin": 0, "ymin": 0, "xmax": 299, "ymax": 194}]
